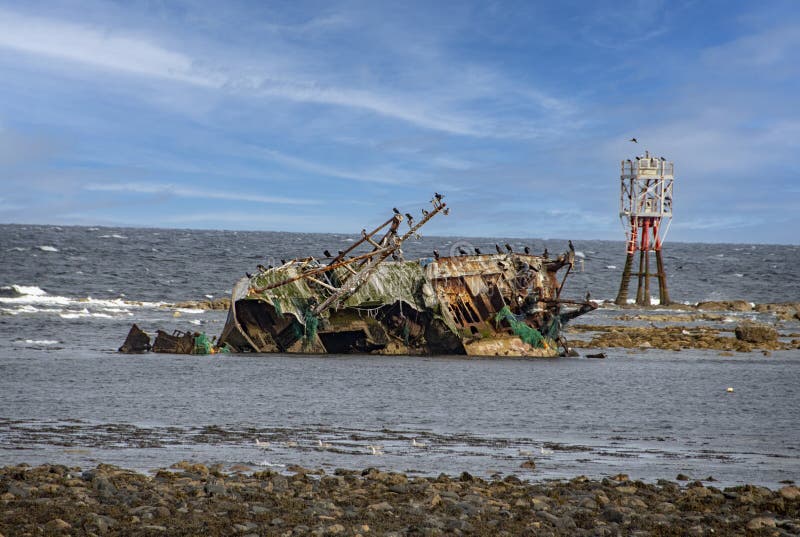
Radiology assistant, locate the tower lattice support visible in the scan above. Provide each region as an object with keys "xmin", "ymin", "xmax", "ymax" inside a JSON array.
[{"xmin": 615, "ymin": 216, "xmax": 670, "ymax": 306}]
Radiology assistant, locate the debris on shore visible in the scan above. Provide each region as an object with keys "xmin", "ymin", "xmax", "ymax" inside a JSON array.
[{"xmin": 1, "ymin": 463, "xmax": 797, "ymax": 536}]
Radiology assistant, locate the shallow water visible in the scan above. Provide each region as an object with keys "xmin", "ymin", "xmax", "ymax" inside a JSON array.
[{"xmin": 1, "ymin": 224, "xmax": 799, "ymax": 487}]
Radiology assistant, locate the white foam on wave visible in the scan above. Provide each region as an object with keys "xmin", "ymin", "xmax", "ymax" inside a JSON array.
[
  {"xmin": 605, "ymin": 265, "xmax": 617, "ymax": 269},
  {"xmin": 9, "ymin": 247, "xmax": 27, "ymax": 252},
  {"xmin": 6, "ymin": 285, "xmax": 48, "ymax": 296},
  {"xmin": 18, "ymin": 339, "xmax": 60, "ymax": 346},
  {"xmin": 574, "ymin": 251, "xmax": 586, "ymax": 258},
  {"xmin": 59, "ymin": 309, "xmax": 114, "ymax": 319},
  {"xmin": 99, "ymin": 234, "xmax": 127, "ymax": 239},
  {"xmin": 38, "ymin": 245, "xmax": 58, "ymax": 252},
  {"xmin": 173, "ymin": 308, "xmax": 205, "ymax": 314},
  {"xmin": 0, "ymin": 285, "xmax": 165, "ymax": 317}
]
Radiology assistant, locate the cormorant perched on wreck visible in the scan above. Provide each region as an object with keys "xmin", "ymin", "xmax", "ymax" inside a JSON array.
[
  {"xmin": 458, "ymin": 246, "xmax": 468, "ymax": 256},
  {"xmin": 405, "ymin": 213, "xmax": 414, "ymax": 226},
  {"xmin": 524, "ymin": 246, "xmax": 531, "ymax": 254},
  {"xmin": 246, "ymin": 272, "xmax": 252, "ymax": 278},
  {"xmin": 474, "ymin": 247, "xmax": 481, "ymax": 255},
  {"xmin": 505, "ymin": 243, "xmax": 513, "ymax": 253},
  {"xmin": 281, "ymin": 259, "xmax": 287, "ymax": 265},
  {"xmin": 433, "ymin": 192, "xmax": 443, "ymax": 203},
  {"xmin": 543, "ymin": 248, "xmax": 549, "ymax": 259},
  {"xmin": 393, "ymin": 207, "xmax": 400, "ymax": 215},
  {"xmin": 257, "ymin": 264, "xmax": 267, "ymax": 272},
  {"xmin": 586, "ymin": 291, "xmax": 591, "ymax": 301},
  {"xmin": 433, "ymin": 249, "xmax": 440, "ymax": 259},
  {"xmin": 495, "ymin": 244, "xmax": 503, "ymax": 254},
  {"xmin": 422, "ymin": 209, "xmax": 429, "ymax": 217},
  {"xmin": 392, "ymin": 253, "xmax": 399, "ymax": 261},
  {"xmin": 568, "ymin": 240, "xmax": 574, "ymax": 252},
  {"xmin": 323, "ymin": 250, "xmax": 332, "ymax": 258}
]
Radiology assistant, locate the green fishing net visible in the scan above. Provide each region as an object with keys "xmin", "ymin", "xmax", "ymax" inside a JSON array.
[{"xmin": 494, "ymin": 305, "xmax": 549, "ymax": 348}]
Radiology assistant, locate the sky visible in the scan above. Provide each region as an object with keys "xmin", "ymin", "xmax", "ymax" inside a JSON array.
[{"xmin": 0, "ymin": 0, "xmax": 798, "ymax": 243}]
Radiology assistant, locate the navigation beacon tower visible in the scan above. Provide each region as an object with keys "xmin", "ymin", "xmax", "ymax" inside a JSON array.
[{"xmin": 614, "ymin": 151, "xmax": 673, "ymax": 306}]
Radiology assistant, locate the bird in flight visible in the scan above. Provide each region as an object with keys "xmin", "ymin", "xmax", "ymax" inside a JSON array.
[{"xmin": 629, "ymin": 137, "xmax": 638, "ymax": 143}]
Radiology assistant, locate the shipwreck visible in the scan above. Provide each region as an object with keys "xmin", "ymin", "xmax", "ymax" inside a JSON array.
[{"xmin": 121, "ymin": 195, "xmax": 596, "ymax": 357}]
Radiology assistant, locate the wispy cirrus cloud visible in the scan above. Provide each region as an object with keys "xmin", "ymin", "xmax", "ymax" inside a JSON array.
[
  {"xmin": 0, "ymin": 7, "xmax": 572, "ymax": 139},
  {"xmin": 84, "ymin": 182, "xmax": 321, "ymax": 205}
]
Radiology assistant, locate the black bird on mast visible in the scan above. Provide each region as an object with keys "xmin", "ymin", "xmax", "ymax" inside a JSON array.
[
  {"xmin": 393, "ymin": 207, "xmax": 400, "ymax": 215},
  {"xmin": 568, "ymin": 240, "xmax": 574, "ymax": 252},
  {"xmin": 323, "ymin": 250, "xmax": 332, "ymax": 258}
]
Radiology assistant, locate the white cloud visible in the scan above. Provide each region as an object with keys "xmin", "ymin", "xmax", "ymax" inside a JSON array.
[
  {"xmin": 0, "ymin": 8, "xmax": 219, "ymax": 87},
  {"xmin": 254, "ymin": 147, "xmax": 417, "ymax": 185},
  {"xmin": 0, "ymin": 7, "xmax": 573, "ymax": 139},
  {"xmin": 84, "ymin": 182, "xmax": 320, "ymax": 205},
  {"xmin": 702, "ymin": 24, "xmax": 800, "ymax": 72}
]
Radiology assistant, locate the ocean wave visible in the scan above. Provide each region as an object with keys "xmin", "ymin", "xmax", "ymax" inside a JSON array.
[
  {"xmin": 99, "ymin": 234, "xmax": 127, "ymax": 239},
  {"xmin": 2, "ymin": 284, "xmax": 48, "ymax": 296},
  {"xmin": 38, "ymin": 245, "xmax": 58, "ymax": 252},
  {"xmin": 16, "ymin": 339, "xmax": 60, "ymax": 346},
  {"xmin": 0, "ymin": 285, "xmax": 165, "ymax": 317},
  {"xmin": 59, "ymin": 309, "xmax": 115, "ymax": 319}
]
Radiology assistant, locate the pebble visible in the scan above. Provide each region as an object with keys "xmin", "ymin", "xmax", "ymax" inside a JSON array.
[{"xmin": 0, "ymin": 462, "xmax": 796, "ymax": 536}]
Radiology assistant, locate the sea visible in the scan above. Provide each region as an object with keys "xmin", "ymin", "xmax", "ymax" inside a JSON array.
[{"xmin": 1, "ymin": 224, "xmax": 798, "ymax": 488}]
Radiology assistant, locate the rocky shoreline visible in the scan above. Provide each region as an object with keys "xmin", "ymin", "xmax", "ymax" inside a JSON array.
[
  {"xmin": 1, "ymin": 463, "xmax": 798, "ymax": 536},
  {"xmin": 563, "ymin": 300, "xmax": 800, "ymax": 353}
]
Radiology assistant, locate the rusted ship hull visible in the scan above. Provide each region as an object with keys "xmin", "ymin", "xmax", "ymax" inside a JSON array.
[
  {"xmin": 121, "ymin": 196, "xmax": 596, "ymax": 357},
  {"xmin": 219, "ymin": 252, "xmax": 595, "ymax": 357}
]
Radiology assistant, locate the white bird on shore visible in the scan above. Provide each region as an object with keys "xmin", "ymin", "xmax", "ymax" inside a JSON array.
[
  {"xmin": 318, "ymin": 439, "xmax": 333, "ymax": 449},
  {"xmin": 411, "ymin": 438, "xmax": 426, "ymax": 448},
  {"xmin": 540, "ymin": 446, "xmax": 554, "ymax": 455},
  {"xmin": 255, "ymin": 438, "xmax": 270, "ymax": 449},
  {"xmin": 368, "ymin": 445, "xmax": 384, "ymax": 455}
]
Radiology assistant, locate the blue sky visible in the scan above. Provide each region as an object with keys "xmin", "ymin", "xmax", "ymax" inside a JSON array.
[{"xmin": 0, "ymin": 0, "xmax": 798, "ymax": 243}]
